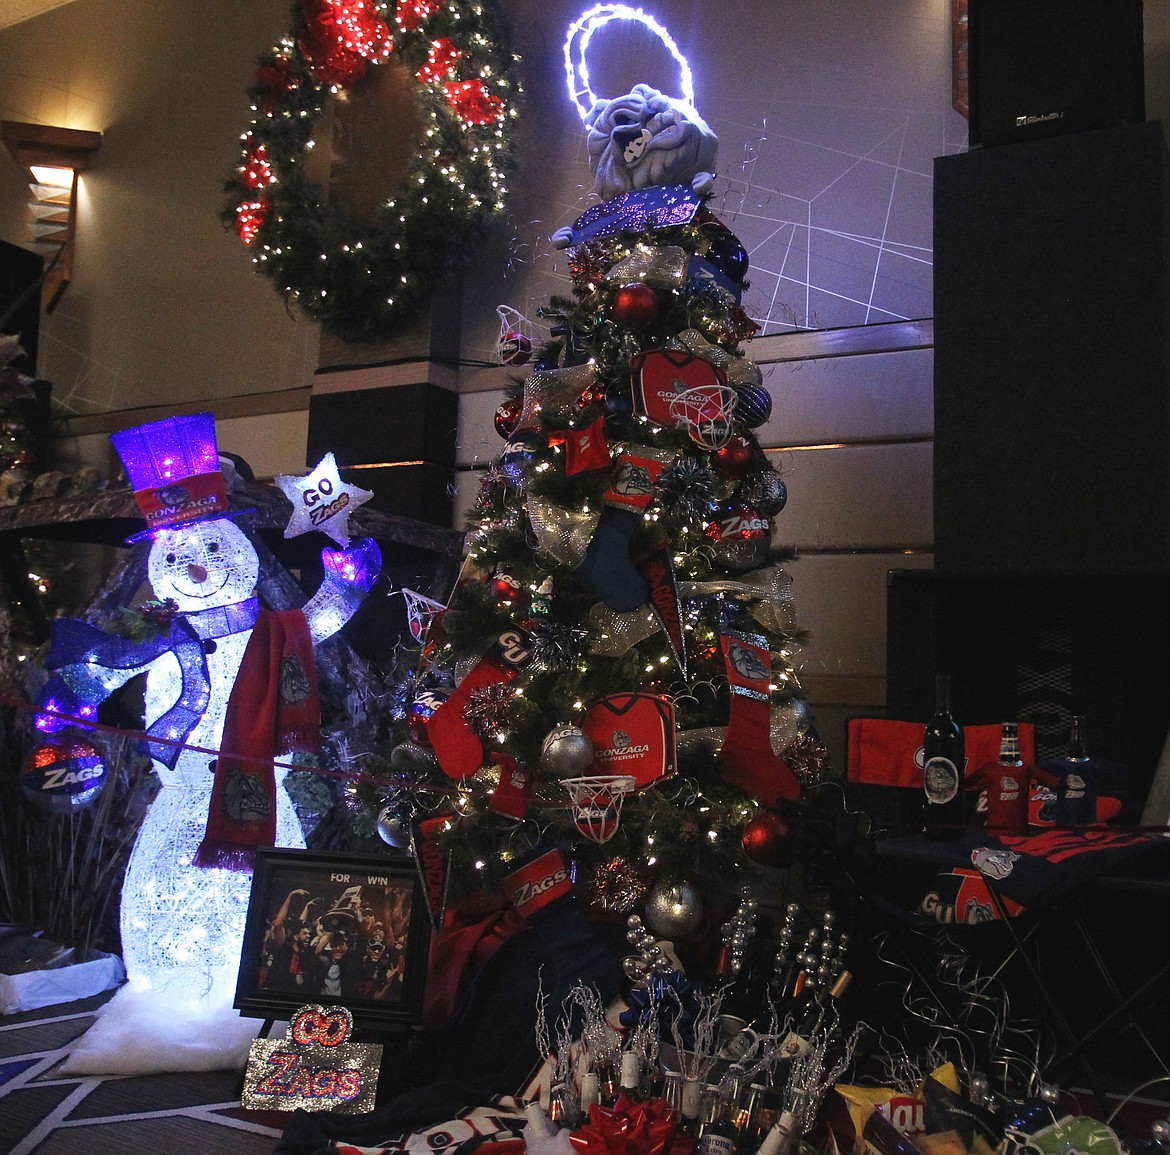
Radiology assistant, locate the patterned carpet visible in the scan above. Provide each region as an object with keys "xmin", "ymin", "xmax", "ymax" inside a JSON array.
[{"xmin": 0, "ymin": 991, "xmax": 289, "ymax": 1154}]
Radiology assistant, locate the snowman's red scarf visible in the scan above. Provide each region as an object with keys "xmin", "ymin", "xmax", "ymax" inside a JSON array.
[{"xmin": 194, "ymin": 607, "xmax": 320, "ymax": 871}]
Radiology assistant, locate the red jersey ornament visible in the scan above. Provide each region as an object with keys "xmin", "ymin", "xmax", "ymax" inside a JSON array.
[
  {"xmin": 581, "ymin": 693, "xmax": 677, "ymax": 789},
  {"xmin": 630, "ymin": 349, "xmax": 730, "ymax": 432}
]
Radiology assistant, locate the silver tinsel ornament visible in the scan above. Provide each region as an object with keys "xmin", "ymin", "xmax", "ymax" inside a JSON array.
[
  {"xmin": 541, "ymin": 724, "xmax": 595, "ymax": 777},
  {"xmin": 643, "ymin": 878, "xmax": 704, "ymax": 938}
]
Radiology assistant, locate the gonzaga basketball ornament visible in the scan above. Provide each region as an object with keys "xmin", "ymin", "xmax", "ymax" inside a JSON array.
[{"xmin": 21, "ymin": 732, "xmax": 108, "ymax": 813}]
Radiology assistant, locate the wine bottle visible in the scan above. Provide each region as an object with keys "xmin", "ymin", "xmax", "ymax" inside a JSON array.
[
  {"xmin": 618, "ymin": 1051, "xmax": 646, "ymax": 1102},
  {"xmin": 923, "ymin": 674, "xmax": 965, "ymax": 839}
]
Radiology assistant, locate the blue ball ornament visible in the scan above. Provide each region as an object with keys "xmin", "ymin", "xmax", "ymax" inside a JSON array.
[
  {"xmin": 604, "ymin": 391, "xmax": 633, "ymax": 424},
  {"xmin": 708, "ymin": 233, "xmax": 749, "ymax": 283},
  {"xmin": 735, "ymin": 382, "xmax": 773, "ymax": 428},
  {"xmin": 750, "ymin": 471, "xmax": 788, "ymax": 516},
  {"xmin": 21, "ymin": 732, "xmax": 108, "ymax": 813},
  {"xmin": 500, "ymin": 427, "xmax": 546, "ymax": 485}
]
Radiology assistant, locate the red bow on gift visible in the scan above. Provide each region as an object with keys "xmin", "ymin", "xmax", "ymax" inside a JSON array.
[{"xmin": 570, "ymin": 1094, "xmax": 695, "ymax": 1155}]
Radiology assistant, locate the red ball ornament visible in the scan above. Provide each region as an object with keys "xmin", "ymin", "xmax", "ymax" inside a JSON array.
[
  {"xmin": 490, "ymin": 572, "xmax": 521, "ymax": 602},
  {"xmin": 406, "ymin": 690, "xmax": 447, "ymax": 746},
  {"xmin": 713, "ymin": 435, "xmax": 756, "ymax": 477},
  {"xmin": 741, "ymin": 811, "xmax": 792, "ymax": 867},
  {"xmin": 494, "ymin": 397, "xmax": 523, "ymax": 438},
  {"xmin": 611, "ymin": 282, "xmax": 659, "ymax": 327},
  {"xmin": 498, "ymin": 331, "xmax": 532, "ymax": 366}
]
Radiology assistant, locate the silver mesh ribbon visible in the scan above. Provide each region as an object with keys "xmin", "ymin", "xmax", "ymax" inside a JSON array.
[
  {"xmin": 528, "ymin": 496, "xmax": 601, "ymax": 568},
  {"xmin": 771, "ymin": 700, "xmax": 805, "ymax": 755},
  {"xmin": 679, "ymin": 566, "xmax": 798, "ymax": 635},
  {"xmin": 606, "ymin": 243, "xmax": 690, "ymax": 288},
  {"xmin": 676, "ymin": 727, "xmax": 725, "ymax": 760},
  {"xmin": 587, "ymin": 601, "xmax": 662, "ymax": 655},
  {"xmin": 518, "ymin": 364, "xmax": 597, "ymax": 427},
  {"xmin": 669, "ymin": 328, "xmax": 761, "ymax": 389}
]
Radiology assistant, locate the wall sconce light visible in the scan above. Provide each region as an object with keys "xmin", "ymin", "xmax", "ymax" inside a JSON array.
[{"xmin": 1, "ymin": 120, "xmax": 101, "ymax": 312}]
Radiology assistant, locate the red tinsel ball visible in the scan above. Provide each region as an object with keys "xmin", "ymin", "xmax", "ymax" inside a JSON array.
[
  {"xmin": 241, "ymin": 142, "xmax": 275, "ymax": 190},
  {"xmin": 722, "ymin": 304, "xmax": 761, "ymax": 344},
  {"xmin": 741, "ymin": 810, "xmax": 792, "ymax": 867},
  {"xmin": 611, "ymin": 282, "xmax": 659, "ymax": 327},
  {"xmin": 569, "ymin": 241, "xmax": 611, "ymax": 295},
  {"xmin": 589, "ymin": 857, "xmax": 646, "ymax": 913},
  {"xmin": 713, "ymin": 435, "xmax": 755, "ymax": 477},
  {"xmin": 494, "ymin": 397, "xmax": 523, "ymax": 438},
  {"xmin": 396, "ymin": 0, "xmax": 442, "ymax": 31}
]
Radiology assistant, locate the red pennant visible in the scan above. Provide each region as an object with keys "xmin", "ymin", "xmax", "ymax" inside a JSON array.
[
  {"xmin": 635, "ymin": 547, "xmax": 686, "ymax": 679},
  {"xmin": 411, "ymin": 815, "xmax": 451, "ymax": 931}
]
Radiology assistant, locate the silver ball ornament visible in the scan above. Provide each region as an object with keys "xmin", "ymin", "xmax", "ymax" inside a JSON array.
[
  {"xmin": 644, "ymin": 879, "xmax": 704, "ymax": 938},
  {"xmin": 541, "ymin": 723, "xmax": 595, "ymax": 777},
  {"xmin": 1150, "ymin": 1120, "xmax": 1170, "ymax": 1146},
  {"xmin": 376, "ymin": 807, "xmax": 412, "ymax": 849}
]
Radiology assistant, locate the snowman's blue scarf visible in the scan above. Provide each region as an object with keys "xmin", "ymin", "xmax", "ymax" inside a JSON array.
[{"xmin": 39, "ymin": 597, "xmax": 260, "ymax": 769}]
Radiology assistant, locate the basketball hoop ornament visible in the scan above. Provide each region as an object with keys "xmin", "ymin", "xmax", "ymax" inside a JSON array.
[{"xmin": 564, "ymin": 774, "xmax": 636, "ymax": 843}]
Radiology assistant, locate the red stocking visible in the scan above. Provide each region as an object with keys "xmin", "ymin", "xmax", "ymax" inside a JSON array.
[
  {"xmin": 717, "ymin": 629, "xmax": 801, "ymax": 805},
  {"xmin": 426, "ymin": 624, "xmax": 534, "ymax": 779}
]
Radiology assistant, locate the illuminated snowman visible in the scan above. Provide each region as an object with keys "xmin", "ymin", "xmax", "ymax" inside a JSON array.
[{"xmin": 39, "ymin": 414, "xmax": 379, "ymax": 1001}]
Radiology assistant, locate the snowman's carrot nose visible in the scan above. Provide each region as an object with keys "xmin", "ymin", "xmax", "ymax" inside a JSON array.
[{"xmin": 187, "ymin": 563, "xmax": 209, "ymax": 583}]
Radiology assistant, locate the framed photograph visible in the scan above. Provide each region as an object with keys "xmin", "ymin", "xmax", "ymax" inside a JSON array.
[{"xmin": 235, "ymin": 847, "xmax": 430, "ymax": 1030}]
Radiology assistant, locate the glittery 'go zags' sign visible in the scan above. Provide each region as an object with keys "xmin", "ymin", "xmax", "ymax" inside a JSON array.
[{"xmin": 241, "ymin": 1004, "xmax": 382, "ymax": 1113}]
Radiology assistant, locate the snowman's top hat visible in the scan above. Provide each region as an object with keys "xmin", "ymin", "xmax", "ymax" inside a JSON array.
[{"xmin": 111, "ymin": 412, "xmax": 248, "ymax": 541}]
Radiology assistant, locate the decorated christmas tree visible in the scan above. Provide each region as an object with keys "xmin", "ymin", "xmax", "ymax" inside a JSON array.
[{"xmin": 363, "ymin": 15, "xmax": 834, "ymax": 968}]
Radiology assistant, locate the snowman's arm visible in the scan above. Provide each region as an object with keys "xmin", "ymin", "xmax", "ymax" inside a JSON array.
[
  {"xmin": 36, "ymin": 617, "xmax": 155, "ymax": 733},
  {"xmin": 303, "ymin": 538, "xmax": 382, "ymax": 644}
]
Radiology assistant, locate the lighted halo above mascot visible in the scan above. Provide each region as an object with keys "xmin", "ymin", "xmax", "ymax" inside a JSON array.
[{"xmin": 553, "ymin": 3, "xmax": 720, "ymax": 248}]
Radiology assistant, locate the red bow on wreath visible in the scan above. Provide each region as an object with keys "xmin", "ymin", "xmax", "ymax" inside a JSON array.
[
  {"xmin": 444, "ymin": 78, "xmax": 506, "ymax": 124},
  {"xmin": 299, "ymin": 0, "xmax": 393, "ymax": 87}
]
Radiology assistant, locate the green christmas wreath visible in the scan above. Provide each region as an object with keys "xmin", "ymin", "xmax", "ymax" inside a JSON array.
[{"xmin": 224, "ymin": 0, "xmax": 520, "ymax": 340}]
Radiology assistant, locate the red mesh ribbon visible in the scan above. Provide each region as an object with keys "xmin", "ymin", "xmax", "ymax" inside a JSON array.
[{"xmin": 570, "ymin": 1094, "xmax": 695, "ymax": 1155}]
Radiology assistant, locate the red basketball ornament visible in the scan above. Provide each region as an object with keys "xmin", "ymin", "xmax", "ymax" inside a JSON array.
[
  {"xmin": 494, "ymin": 397, "xmax": 523, "ymax": 438},
  {"xmin": 713, "ymin": 434, "xmax": 756, "ymax": 478},
  {"xmin": 611, "ymin": 282, "xmax": 659, "ymax": 327},
  {"xmin": 498, "ymin": 330, "xmax": 532, "ymax": 366},
  {"xmin": 741, "ymin": 810, "xmax": 792, "ymax": 867}
]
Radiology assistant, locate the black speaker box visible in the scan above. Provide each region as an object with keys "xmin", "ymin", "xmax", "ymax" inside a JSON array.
[
  {"xmin": 933, "ymin": 121, "xmax": 1170, "ymax": 576},
  {"xmin": 307, "ymin": 380, "xmax": 458, "ymax": 525},
  {"xmin": 968, "ymin": 0, "xmax": 1145, "ymax": 148},
  {"xmin": 0, "ymin": 240, "xmax": 42, "ymax": 374}
]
